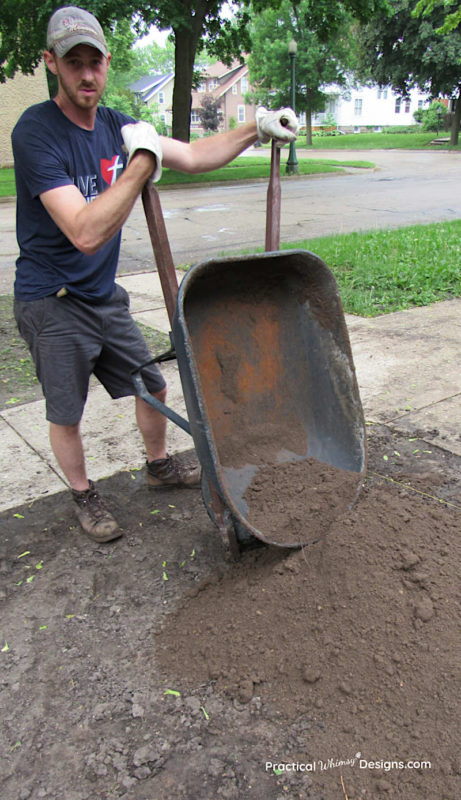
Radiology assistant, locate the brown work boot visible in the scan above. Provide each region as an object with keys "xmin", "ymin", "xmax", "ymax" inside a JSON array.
[
  {"xmin": 146, "ymin": 454, "xmax": 201, "ymax": 489},
  {"xmin": 71, "ymin": 480, "xmax": 122, "ymax": 543}
]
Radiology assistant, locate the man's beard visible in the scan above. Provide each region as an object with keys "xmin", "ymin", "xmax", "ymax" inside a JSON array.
[{"xmin": 56, "ymin": 69, "xmax": 104, "ymax": 111}]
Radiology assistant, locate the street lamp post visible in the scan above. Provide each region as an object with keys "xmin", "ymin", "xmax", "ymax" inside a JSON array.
[
  {"xmin": 286, "ymin": 38, "xmax": 299, "ymax": 175},
  {"xmin": 436, "ymin": 106, "xmax": 442, "ymax": 137}
]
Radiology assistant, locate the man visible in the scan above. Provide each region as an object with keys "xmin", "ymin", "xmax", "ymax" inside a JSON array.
[{"xmin": 12, "ymin": 6, "xmax": 298, "ymax": 544}]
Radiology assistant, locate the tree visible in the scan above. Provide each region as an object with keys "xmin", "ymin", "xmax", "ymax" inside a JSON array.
[
  {"xmin": 0, "ymin": 0, "xmax": 253, "ymax": 142},
  {"xmin": 413, "ymin": 0, "xmax": 461, "ymax": 35},
  {"xmin": 358, "ymin": 0, "xmax": 461, "ymax": 144},
  {"xmin": 248, "ymin": 0, "xmax": 359, "ymax": 145},
  {"xmin": 198, "ymin": 94, "xmax": 223, "ymax": 131}
]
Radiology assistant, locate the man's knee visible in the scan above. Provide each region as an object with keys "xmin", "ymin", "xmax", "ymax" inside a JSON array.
[{"xmin": 154, "ymin": 385, "xmax": 167, "ymax": 403}]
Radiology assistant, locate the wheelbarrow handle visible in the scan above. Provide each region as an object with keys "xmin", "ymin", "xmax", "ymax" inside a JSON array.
[
  {"xmin": 142, "ymin": 182, "xmax": 178, "ymax": 327},
  {"xmin": 265, "ymin": 141, "xmax": 281, "ymax": 252}
]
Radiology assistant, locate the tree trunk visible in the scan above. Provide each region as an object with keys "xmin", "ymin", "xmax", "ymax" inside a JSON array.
[
  {"xmin": 450, "ymin": 84, "xmax": 461, "ymax": 147},
  {"xmin": 172, "ymin": 3, "xmax": 208, "ymax": 142}
]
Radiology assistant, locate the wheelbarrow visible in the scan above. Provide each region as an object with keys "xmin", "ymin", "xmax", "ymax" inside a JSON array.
[{"xmin": 132, "ymin": 143, "xmax": 367, "ymax": 558}]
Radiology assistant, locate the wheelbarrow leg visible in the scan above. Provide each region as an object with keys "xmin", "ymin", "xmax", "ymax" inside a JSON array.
[{"xmin": 207, "ymin": 482, "xmax": 241, "ymax": 560}]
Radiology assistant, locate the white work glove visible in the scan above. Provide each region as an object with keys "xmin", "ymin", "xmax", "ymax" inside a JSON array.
[
  {"xmin": 121, "ymin": 121, "xmax": 163, "ymax": 183},
  {"xmin": 255, "ymin": 106, "xmax": 299, "ymax": 146}
]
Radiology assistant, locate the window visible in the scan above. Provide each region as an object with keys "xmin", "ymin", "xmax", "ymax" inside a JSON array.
[
  {"xmin": 238, "ymin": 105, "xmax": 245, "ymax": 123},
  {"xmin": 395, "ymin": 97, "xmax": 401, "ymax": 114},
  {"xmin": 404, "ymin": 99, "xmax": 411, "ymax": 113},
  {"xmin": 158, "ymin": 91, "xmax": 164, "ymax": 105},
  {"xmin": 197, "ymin": 81, "xmax": 206, "ymax": 93},
  {"xmin": 190, "ymin": 110, "xmax": 200, "ymax": 124},
  {"xmin": 354, "ymin": 98, "xmax": 363, "ymax": 116},
  {"xmin": 208, "ymin": 79, "xmax": 218, "ymax": 90},
  {"xmin": 377, "ymin": 88, "xmax": 388, "ymax": 100},
  {"xmin": 418, "ymin": 99, "xmax": 424, "ymax": 109},
  {"xmin": 241, "ymin": 76, "xmax": 248, "ymax": 93}
]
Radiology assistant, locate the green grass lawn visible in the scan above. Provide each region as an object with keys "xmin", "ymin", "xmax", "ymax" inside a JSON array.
[
  {"xmin": 283, "ymin": 220, "xmax": 461, "ymax": 316},
  {"xmin": 303, "ymin": 131, "xmax": 460, "ymax": 150},
  {"xmin": 0, "ymin": 157, "xmax": 373, "ymax": 197},
  {"xmin": 159, "ymin": 155, "xmax": 374, "ymax": 185},
  {"xmin": 0, "ymin": 168, "xmax": 16, "ymax": 197}
]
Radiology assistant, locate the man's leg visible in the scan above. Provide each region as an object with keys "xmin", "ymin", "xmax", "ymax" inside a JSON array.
[
  {"xmin": 49, "ymin": 421, "xmax": 121, "ymax": 542},
  {"xmin": 135, "ymin": 390, "xmax": 168, "ymax": 462},
  {"xmin": 49, "ymin": 421, "xmax": 89, "ymax": 491},
  {"xmin": 135, "ymin": 390, "xmax": 201, "ymax": 489}
]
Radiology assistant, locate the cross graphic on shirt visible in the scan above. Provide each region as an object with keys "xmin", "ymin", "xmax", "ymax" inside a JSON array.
[{"xmin": 105, "ymin": 155, "xmax": 124, "ymax": 184}]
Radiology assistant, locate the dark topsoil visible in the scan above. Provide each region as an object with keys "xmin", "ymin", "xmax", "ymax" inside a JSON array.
[{"xmin": 1, "ymin": 425, "xmax": 460, "ymax": 800}]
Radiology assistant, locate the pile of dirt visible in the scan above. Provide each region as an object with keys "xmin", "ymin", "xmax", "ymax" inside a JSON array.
[
  {"xmin": 243, "ymin": 457, "xmax": 361, "ymax": 544},
  {"xmin": 1, "ymin": 427, "xmax": 460, "ymax": 800},
  {"xmin": 155, "ymin": 477, "xmax": 460, "ymax": 791}
]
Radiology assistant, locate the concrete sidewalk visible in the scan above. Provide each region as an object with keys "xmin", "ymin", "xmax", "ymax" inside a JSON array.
[{"xmin": 1, "ymin": 270, "xmax": 460, "ymax": 512}]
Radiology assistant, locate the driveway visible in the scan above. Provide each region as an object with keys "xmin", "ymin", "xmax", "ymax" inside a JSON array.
[{"xmin": 0, "ymin": 148, "xmax": 460, "ymax": 291}]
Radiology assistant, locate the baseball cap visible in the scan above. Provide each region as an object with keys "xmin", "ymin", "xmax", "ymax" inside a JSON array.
[{"xmin": 46, "ymin": 6, "xmax": 108, "ymax": 57}]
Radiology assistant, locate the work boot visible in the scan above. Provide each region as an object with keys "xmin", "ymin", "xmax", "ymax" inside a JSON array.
[
  {"xmin": 146, "ymin": 454, "xmax": 201, "ymax": 489},
  {"xmin": 72, "ymin": 480, "xmax": 122, "ymax": 543}
]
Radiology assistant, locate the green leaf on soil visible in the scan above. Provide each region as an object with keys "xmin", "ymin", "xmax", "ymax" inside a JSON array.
[
  {"xmin": 17, "ymin": 551, "xmax": 30, "ymax": 558},
  {"xmin": 13, "ymin": 514, "xmax": 25, "ymax": 519},
  {"xmin": 39, "ymin": 625, "xmax": 47, "ymax": 631},
  {"xmin": 383, "ymin": 455, "xmax": 389, "ymax": 461},
  {"xmin": 2, "ymin": 642, "xmax": 9, "ymax": 652},
  {"xmin": 201, "ymin": 706, "xmax": 210, "ymax": 720},
  {"xmin": 150, "ymin": 509, "xmax": 160, "ymax": 514},
  {"xmin": 35, "ymin": 561, "xmax": 43, "ymax": 570},
  {"xmin": 164, "ymin": 689, "xmax": 181, "ymax": 697},
  {"xmin": 26, "ymin": 575, "xmax": 35, "ymax": 583}
]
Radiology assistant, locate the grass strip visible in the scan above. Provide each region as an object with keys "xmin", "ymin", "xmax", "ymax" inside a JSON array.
[
  {"xmin": 282, "ymin": 220, "xmax": 461, "ymax": 316},
  {"xmin": 301, "ymin": 132, "xmax": 460, "ymax": 150},
  {"xmin": 0, "ymin": 157, "xmax": 373, "ymax": 197}
]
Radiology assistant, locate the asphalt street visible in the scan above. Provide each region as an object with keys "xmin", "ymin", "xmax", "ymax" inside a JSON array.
[{"xmin": 1, "ymin": 148, "xmax": 460, "ymax": 291}]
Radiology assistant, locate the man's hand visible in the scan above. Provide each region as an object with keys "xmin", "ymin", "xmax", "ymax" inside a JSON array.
[
  {"xmin": 121, "ymin": 121, "xmax": 163, "ymax": 182},
  {"xmin": 255, "ymin": 107, "xmax": 299, "ymax": 147}
]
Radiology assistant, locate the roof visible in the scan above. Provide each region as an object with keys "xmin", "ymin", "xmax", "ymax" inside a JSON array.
[{"xmin": 129, "ymin": 72, "xmax": 174, "ymax": 103}]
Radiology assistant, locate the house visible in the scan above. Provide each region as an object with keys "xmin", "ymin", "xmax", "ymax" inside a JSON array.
[
  {"xmin": 0, "ymin": 63, "xmax": 49, "ymax": 167},
  {"xmin": 129, "ymin": 72, "xmax": 174, "ymax": 130},
  {"xmin": 190, "ymin": 60, "xmax": 256, "ymax": 133},
  {"xmin": 312, "ymin": 82, "xmax": 432, "ymax": 132},
  {"xmin": 130, "ymin": 61, "xmax": 257, "ymax": 136}
]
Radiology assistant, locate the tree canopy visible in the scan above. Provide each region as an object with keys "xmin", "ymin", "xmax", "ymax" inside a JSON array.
[
  {"xmin": 357, "ymin": 0, "xmax": 461, "ymax": 143},
  {"xmin": 248, "ymin": 0, "xmax": 360, "ymax": 143},
  {"xmin": 0, "ymin": 0, "xmax": 252, "ymax": 140}
]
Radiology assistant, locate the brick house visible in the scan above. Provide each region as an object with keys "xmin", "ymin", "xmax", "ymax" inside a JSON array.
[
  {"xmin": 0, "ymin": 63, "xmax": 49, "ymax": 166},
  {"xmin": 191, "ymin": 61, "xmax": 256, "ymax": 134}
]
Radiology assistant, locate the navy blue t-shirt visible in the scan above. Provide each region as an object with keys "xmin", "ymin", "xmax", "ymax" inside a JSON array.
[{"xmin": 12, "ymin": 100, "xmax": 135, "ymax": 302}]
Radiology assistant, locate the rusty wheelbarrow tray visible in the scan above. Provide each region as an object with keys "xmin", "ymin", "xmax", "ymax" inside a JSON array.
[{"xmin": 133, "ymin": 145, "xmax": 367, "ymax": 557}]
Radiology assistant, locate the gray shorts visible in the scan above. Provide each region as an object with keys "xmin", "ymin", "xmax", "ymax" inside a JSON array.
[{"xmin": 14, "ymin": 284, "xmax": 166, "ymax": 425}]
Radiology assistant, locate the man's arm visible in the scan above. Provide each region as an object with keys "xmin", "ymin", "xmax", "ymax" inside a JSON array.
[
  {"xmin": 160, "ymin": 122, "xmax": 259, "ymax": 174},
  {"xmin": 40, "ymin": 151, "xmax": 155, "ymax": 255}
]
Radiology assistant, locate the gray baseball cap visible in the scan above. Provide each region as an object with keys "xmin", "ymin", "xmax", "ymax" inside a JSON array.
[{"xmin": 46, "ymin": 6, "xmax": 108, "ymax": 57}]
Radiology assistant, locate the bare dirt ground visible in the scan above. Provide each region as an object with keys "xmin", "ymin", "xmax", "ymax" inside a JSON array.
[{"xmin": 1, "ymin": 424, "xmax": 460, "ymax": 800}]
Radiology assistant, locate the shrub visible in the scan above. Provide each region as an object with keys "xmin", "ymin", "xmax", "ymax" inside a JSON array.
[{"xmin": 413, "ymin": 101, "xmax": 447, "ymax": 132}]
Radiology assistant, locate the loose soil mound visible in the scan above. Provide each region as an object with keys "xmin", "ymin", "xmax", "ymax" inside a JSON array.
[
  {"xmin": 1, "ymin": 428, "xmax": 460, "ymax": 800},
  {"xmin": 244, "ymin": 458, "xmax": 361, "ymax": 544}
]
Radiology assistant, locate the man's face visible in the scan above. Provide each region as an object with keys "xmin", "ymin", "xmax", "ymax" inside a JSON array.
[{"xmin": 46, "ymin": 44, "xmax": 111, "ymax": 111}]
